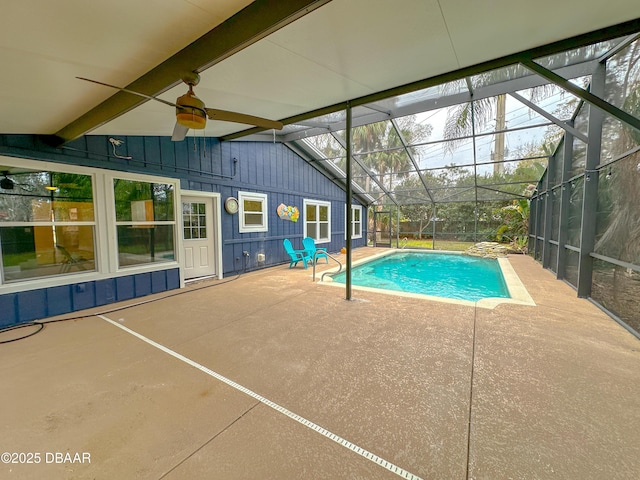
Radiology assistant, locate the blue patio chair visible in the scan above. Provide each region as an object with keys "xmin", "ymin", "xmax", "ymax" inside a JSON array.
[
  {"xmin": 283, "ymin": 239, "xmax": 312, "ymax": 269},
  {"xmin": 302, "ymin": 236, "xmax": 329, "ymax": 264}
]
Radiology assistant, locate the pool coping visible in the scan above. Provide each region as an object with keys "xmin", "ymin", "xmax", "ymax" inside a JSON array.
[{"xmin": 319, "ymin": 249, "xmax": 536, "ymax": 310}]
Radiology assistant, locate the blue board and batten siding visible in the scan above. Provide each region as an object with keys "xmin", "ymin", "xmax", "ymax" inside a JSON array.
[
  {"xmin": 0, "ymin": 134, "xmax": 366, "ymax": 326},
  {"xmin": 188, "ymin": 141, "xmax": 360, "ymax": 273},
  {"xmin": 0, "ymin": 270, "xmax": 180, "ymax": 327}
]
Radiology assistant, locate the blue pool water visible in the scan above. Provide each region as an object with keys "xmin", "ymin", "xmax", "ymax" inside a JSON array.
[{"xmin": 331, "ymin": 251, "xmax": 510, "ymax": 302}]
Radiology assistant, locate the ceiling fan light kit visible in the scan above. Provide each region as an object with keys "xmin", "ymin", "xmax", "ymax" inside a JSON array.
[
  {"xmin": 176, "ymin": 110, "xmax": 206, "ymax": 129},
  {"xmin": 175, "ymin": 79, "xmax": 207, "ymax": 130}
]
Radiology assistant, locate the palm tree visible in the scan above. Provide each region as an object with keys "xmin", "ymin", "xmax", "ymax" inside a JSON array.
[{"xmin": 352, "ymin": 117, "xmax": 431, "ymax": 195}]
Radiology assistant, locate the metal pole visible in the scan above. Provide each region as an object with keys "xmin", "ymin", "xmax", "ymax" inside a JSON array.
[
  {"xmin": 345, "ymin": 102, "xmax": 353, "ymax": 300},
  {"xmin": 471, "ymin": 98, "xmax": 479, "ymax": 243},
  {"xmin": 432, "ymin": 203, "xmax": 437, "ymax": 250},
  {"xmin": 556, "ymin": 123, "xmax": 574, "ymax": 279},
  {"xmin": 396, "ymin": 206, "xmax": 400, "ymax": 248},
  {"xmin": 577, "ymin": 63, "xmax": 605, "ymax": 297},
  {"xmin": 542, "ymin": 151, "xmax": 556, "ymax": 269}
]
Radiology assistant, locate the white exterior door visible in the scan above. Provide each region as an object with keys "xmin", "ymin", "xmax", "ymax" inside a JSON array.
[{"xmin": 182, "ymin": 196, "xmax": 215, "ymax": 279}]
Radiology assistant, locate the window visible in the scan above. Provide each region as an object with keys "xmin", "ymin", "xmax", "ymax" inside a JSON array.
[
  {"xmin": 183, "ymin": 202, "xmax": 207, "ymax": 239},
  {"xmin": 346, "ymin": 205, "xmax": 363, "ymax": 239},
  {"xmin": 238, "ymin": 191, "xmax": 268, "ymax": 233},
  {"xmin": 0, "ymin": 170, "xmax": 96, "ymax": 282},
  {"xmin": 113, "ymin": 179, "xmax": 176, "ymax": 267},
  {"xmin": 304, "ymin": 199, "xmax": 331, "ymax": 243}
]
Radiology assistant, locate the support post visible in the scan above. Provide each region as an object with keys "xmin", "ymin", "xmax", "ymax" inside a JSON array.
[
  {"xmin": 577, "ymin": 63, "xmax": 605, "ymax": 297},
  {"xmin": 470, "ymin": 98, "xmax": 479, "ymax": 243},
  {"xmin": 345, "ymin": 102, "xmax": 353, "ymax": 301},
  {"xmin": 542, "ymin": 151, "xmax": 556, "ymax": 269},
  {"xmin": 396, "ymin": 206, "xmax": 400, "ymax": 248},
  {"xmin": 556, "ymin": 124, "xmax": 574, "ymax": 279},
  {"xmin": 432, "ymin": 203, "xmax": 437, "ymax": 250}
]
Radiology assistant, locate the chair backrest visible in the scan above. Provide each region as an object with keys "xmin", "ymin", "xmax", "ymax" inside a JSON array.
[
  {"xmin": 55, "ymin": 244, "xmax": 73, "ymax": 261},
  {"xmin": 302, "ymin": 236, "xmax": 316, "ymax": 253},
  {"xmin": 283, "ymin": 238, "xmax": 295, "ymax": 255}
]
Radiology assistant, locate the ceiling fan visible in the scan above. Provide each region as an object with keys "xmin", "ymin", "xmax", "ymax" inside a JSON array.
[{"xmin": 77, "ymin": 73, "xmax": 283, "ymax": 141}]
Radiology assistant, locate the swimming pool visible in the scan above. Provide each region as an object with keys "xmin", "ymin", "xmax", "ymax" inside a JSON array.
[{"xmin": 327, "ymin": 250, "xmax": 535, "ymax": 308}]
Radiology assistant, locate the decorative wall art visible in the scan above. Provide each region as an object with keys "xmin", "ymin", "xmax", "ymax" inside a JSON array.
[{"xmin": 277, "ymin": 203, "xmax": 299, "ymax": 222}]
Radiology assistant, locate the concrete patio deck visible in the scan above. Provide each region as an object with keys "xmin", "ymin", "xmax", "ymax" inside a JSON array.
[{"xmin": 1, "ymin": 249, "xmax": 639, "ymax": 479}]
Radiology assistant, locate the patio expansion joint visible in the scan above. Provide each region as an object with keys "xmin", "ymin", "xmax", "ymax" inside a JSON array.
[
  {"xmin": 96, "ymin": 313, "xmax": 425, "ymax": 480},
  {"xmin": 157, "ymin": 401, "xmax": 261, "ymax": 480},
  {"xmin": 465, "ymin": 304, "xmax": 479, "ymax": 480}
]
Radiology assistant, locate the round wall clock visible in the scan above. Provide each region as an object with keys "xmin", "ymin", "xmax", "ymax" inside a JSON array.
[{"xmin": 224, "ymin": 196, "xmax": 239, "ymax": 214}]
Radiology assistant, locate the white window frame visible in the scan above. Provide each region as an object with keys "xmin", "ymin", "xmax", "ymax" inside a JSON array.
[
  {"xmin": 109, "ymin": 173, "xmax": 179, "ymax": 271},
  {"xmin": 0, "ymin": 162, "xmax": 99, "ymax": 286},
  {"xmin": 238, "ymin": 191, "xmax": 268, "ymax": 233},
  {"xmin": 0, "ymin": 158, "xmax": 180, "ymax": 294},
  {"xmin": 303, "ymin": 199, "xmax": 331, "ymax": 244},
  {"xmin": 345, "ymin": 204, "xmax": 363, "ymax": 240}
]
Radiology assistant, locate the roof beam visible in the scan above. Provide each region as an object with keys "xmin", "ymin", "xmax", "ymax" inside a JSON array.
[
  {"xmin": 598, "ymin": 33, "xmax": 640, "ymax": 63},
  {"xmin": 246, "ymin": 60, "xmax": 600, "ymax": 143},
  {"xmin": 521, "ymin": 59, "xmax": 640, "ymax": 132},
  {"xmin": 285, "ymin": 140, "xmax": 374, "ymax": 205},
  {"xmin": 48, "ymin": 0, "xmax": 331, "ymax": 146},
  {"xmin": 224, "ymin": 18, "xmax": 640, "ymax": 141},
  {"xmin": 508, "ymin": 92, "xmax": 589, "ymax": 143}
]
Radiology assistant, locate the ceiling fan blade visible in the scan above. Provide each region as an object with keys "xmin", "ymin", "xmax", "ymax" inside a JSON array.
[
  {"xmin": 171, "ymin": 122, "xmax": 189, "ymax": 141},
  {"xmin": 205, "ymin": 108, "xmax": 283, "ymax": 130},
  {"xmin": 77, "ymin": 77, "xmax": 178, "ymax": 108}
]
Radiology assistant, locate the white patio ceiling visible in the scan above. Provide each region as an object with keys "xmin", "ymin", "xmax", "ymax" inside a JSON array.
[{"xmin": 0, "ymin": 0, "xmax": 637, "ymax": 141}]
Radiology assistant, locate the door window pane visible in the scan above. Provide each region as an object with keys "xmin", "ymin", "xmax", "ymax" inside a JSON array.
[{"xmin": 182, "ymin": 202, "xmax": 207, "ymax": 239}]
